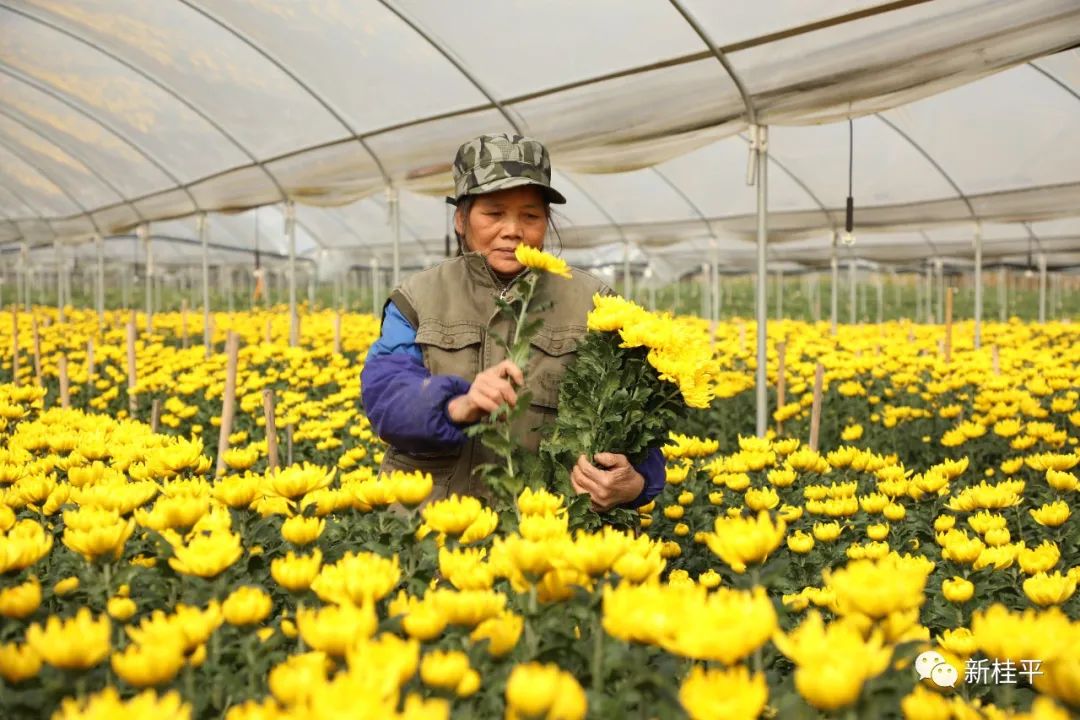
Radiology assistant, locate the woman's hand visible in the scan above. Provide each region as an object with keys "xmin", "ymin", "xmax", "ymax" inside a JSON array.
[
  {"xmin": 570, "ymin": 452, "xmax": 645, "ymax": 513},
  {"xmin": 446, "ymin": 360, "xmax": 525, "ymax": 424}
]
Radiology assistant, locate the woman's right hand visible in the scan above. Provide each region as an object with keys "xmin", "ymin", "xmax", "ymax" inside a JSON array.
[{"xmin": 446, "ymin": 360, "xmax": 525, "ymax": 424}]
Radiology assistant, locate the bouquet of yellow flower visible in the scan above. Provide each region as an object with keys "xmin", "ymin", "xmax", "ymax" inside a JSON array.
[{"xmin": 541, "ymin": 294, "xmax": 716, "ymax": 504}]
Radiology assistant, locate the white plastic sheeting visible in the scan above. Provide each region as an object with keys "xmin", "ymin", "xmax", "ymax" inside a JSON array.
[{"xmin": 0, "ymin": 0, "xmax": 1078, "ymax": 275}]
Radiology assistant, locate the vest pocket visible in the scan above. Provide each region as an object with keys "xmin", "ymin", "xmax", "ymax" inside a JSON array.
[
  {"xmin": 415, "ymin": 322, "xmax": 484, "ymax": 380},
  {"xmin": 527, "ymin": 327, "xmax": 582, "ymax": 409}
]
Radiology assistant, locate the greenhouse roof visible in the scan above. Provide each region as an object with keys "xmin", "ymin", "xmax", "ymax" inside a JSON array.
[{"xmin": 1, "ymin": 0, "xmax": 1078, "ymax": 277}]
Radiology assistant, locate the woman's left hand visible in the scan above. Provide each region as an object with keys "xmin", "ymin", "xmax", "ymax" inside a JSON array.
[{"xmin": 570, "ymin": 452, "xmax": 644, "ymax": 513}]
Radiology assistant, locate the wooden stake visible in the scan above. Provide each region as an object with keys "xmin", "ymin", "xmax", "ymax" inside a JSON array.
[
  {"xmin": 991, "ymin": 345, "xmax": 1000, "ymax": 375},
  {"xmin": 10, "ymin": 310, "xmax": 19, "ymax": 387},
  {"xmin": 181, "ymin": 299, "xmax": 189, "ymax": 349},
  {"xmin": 215, "ymin": 331, "xmax": 240, "ymax": 476},
  {"xmin": 333, "ymin": 311, "xmax": 342, "ymax": 355},
  {"xmin": 263, "ymin": 389, "xmax": 279, "ymax": 471},
  {"xmin": 31, "ymin": 315, "xmax": 42, "ymax": 388},
  {"xmin": 126, "ymin": 317, "xmax": 138, "ymax": 416},
  {"xmin": 58, "ymin": 355, "xmax": 70, "ymax": 409},
  {"xmin": 264, "ymin": 316, "xmax": 272, "ymax": 345},
  {"xmin": 944, "ymin": 287, "xmax": 954, "ymax": 363},
  {"xmin": 776, "ymin": 341, "xmax": 787, "ymax": 436},
  {"xmin": 150, "ymin": 397, "xmax": 161, "ymax": 433},
  {"xmin": 738, "ymin": 321, "xmax": 746, "ymax": 354},
  {"xmin": 809, "ymin": 363, "xmax": 824, "ymax": 451}
]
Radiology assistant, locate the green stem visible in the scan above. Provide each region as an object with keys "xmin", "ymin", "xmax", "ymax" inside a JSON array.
[
  {"xmin": 244, "ymin": 635, "xmax": 257, "ymax": 698},
  {"xmin": 184, "ymin": 662, "xmax": 196, "ymax": 705}
]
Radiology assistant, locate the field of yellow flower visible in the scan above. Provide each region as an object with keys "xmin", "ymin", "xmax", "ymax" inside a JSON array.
[{"xmin": 1, "ymin": 306, "xmax": 1078, "ymax": 720}]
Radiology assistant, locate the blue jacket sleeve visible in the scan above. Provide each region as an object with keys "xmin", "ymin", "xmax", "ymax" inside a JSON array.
[
  {"xmin": 360, "ymin": 301, "xmax": 472, "ymax": 455},
  {"xmin": 625, "ymin": 446, "xmax": 666, "ymax": 509}
]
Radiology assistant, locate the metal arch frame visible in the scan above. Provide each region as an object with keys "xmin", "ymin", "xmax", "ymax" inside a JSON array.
[
  {"xmin": 0, "ymin": 106, "xmax": 143, "ymax": 225},
  {"xmin": 0, "ymin": 137, "xmax": 100, "ymax": 233},
  {"xmin": 1029, "ymin": 61, "xmax": 1080, "ymax": 103},
  {"xmin": 0, "ymin": 176, "xmax": 53, "ymax": 234},
  {"xmin": 0, "ymin": 65, "xmax": 204, "ymax": 221},
  {"xmin": 0, "ymin": 3, "xmax": 290, "ymax": 203},
  {"xmin": 177, "ymin": 0, "xmax": 392, "ymax": 187},
  {"xmin": 376, "ymin": 0, "xmax": 527, "ymax": 134},
  {"xmin": 666, "ymin": 0, "xmax": 757, "ymax": 125},
  {"xmin": 649, "ymin": 166, "xmax": 730, "ymax": 321},
  {"xmin": 874, "ymin": 112, "xmax": 990, "ymax": 337}
]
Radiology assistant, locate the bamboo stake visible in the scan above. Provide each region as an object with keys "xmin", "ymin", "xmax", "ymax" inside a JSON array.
[
  {"xmin": 943, "ymin": 287, "xmax": 954, "ymax": 363},
  {"xmin": 809, "ymin": 362, "xmax": 824, "ymax": 451},
  {"xmin": 205, "ymin": 313, "xmax": 215, "ymax": 359},
  {"xmin": 181, "ymin": 299, "xmax": 189, "ymax": 349},
  {"xmin": 263, "ymin": 389, "xmax": 279, "ymax": 471},
  {"xmin": 10, "ymin": 310, "xmax": 19, "ymax": 386},
  {"xmin": 776, "ymin": 341, "xmax": 787, "ymax": 436},
  {"xmin": 215, "ymin": 330, "xmax": 240, "ymax": 476},
  {"xmin": 333, "ymin": 311, "xmax": 342, "ymax": 355},
  {"xmin": 58, "ymin": 355, "xmax": 70, "ymax": 409},
  {"xmin": 126, "ymin": 316, "xmax": 138, "ymax": 416},
  {"xmin": 738, "ymin": 320, "xmax": 746, "ymax": 354},
  {"xmin": 86, "ymin": 339, "xmax": 95, "ymax": 384},
  {"xmin": 264, "ymin": 316, "xmax": 272, "ymax": 345},
  {"xmin": 31, "ymin": 315, "xmax": 42, "ymax": 387},
  {"xmin": 286, "ymin": 423, "xmax": 294, "ymax": 466},
  {"xmin": 991, "ymin": 345, "xmax": 1000, "ymax": 375}
]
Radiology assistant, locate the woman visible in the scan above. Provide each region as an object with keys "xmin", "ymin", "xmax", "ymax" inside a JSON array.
[{"xmin": 361, "ymin": 133, "xmax": 665, "ymax": 512}]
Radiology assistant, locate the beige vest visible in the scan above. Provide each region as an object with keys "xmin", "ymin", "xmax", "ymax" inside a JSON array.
[{"xmin": 377, "ymin": 251, "xmax": 609, "ymax": 501}]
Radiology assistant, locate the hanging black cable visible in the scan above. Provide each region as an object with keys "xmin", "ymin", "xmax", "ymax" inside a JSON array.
[{"xmin": 843, "ymin": 118, "xmax": 855, "ymax": 245}]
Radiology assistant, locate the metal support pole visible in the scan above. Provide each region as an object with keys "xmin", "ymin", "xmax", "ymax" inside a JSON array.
[
  {"xmin": 699, "ymin": 263, "xmax": 709, "ymax": 318},
  {"xmin": 54, "ymin": 238, "xmax": 64, "ymax": 322},
  {"xmin": 226, "ymin": 265, "xmax": 235, "ymax": 314},
  {"xmin": 121, "ymin": 262, "xmax": 130, "ymax": 309},
  {"xmin": 997, "ymin": 265, "xmax": 1007, "ymax": 322},
  {"xmin": 198, "ymin": 214, "xmax": 211, "ymax": 347},
  {"xmin": 1037, "ymin": 254, "xmax": 1047, "ymax": 323},
  {"xmin": 17, "ymin": 242, "xmax": 26, "ymax": 311},
  {"xmin": 95, "ymin": 234, "xmax": 104, "ymax": 319},
  {"xmin": 848, "ymin": 258, "xmax": 857, "ymax": 325},
  {"xmin": 753, "ymin": 124, "xmax": 769, "ymax": 438},
  {"xmin": 389, "ymin": 187, "xmax": 401, "ymax": 288},
  {"xmin": 775, "ymin": 268, "xmax": 783, "ymax": 320},
  {"xmin": 714, "ymin": 267, "xmax": 722, "ymax": 319},
  {"xmin": 973, "ymin": 223, "xmax": 983, "ymax": 348},
  {"xmin": 935, "ymin": 258, "xmax": 945, "ymax": 324},
  {"xmin": 285, "ymin": 201, "xmax": 298, "ymax": 347},
  {"xmin": 875, "ymin": 272, "xmax": 884, "ymax": 324},
  {"xmin": 924, "ymin": 263, "xmax": 933, "ymax": 324},
  {"xmin": 829, "ymin": 232, "xmax": 839, "ymax": 334},
  {"xmin": 371, "ymin": 257, "xmax": 380, "ymax": 314},
  {"xmin": 711, "ymin": 245, "xmax": 720, "ymax": 322},
  {"xmin": 138, "ymin": 224, "xmax": 152, "ymax": 331}
]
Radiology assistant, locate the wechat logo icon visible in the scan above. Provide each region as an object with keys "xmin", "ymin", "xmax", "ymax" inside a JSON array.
[{"xmin": 915, "ymin": 650, "xmax": 958, "ymax": 688}]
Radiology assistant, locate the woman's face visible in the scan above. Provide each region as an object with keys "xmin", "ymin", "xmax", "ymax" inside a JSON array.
[{"xmin": 456, "ymin": 185, "xmax": 547, "ymax": 276}]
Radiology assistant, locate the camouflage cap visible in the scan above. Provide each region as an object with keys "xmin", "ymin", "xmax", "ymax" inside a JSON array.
[{"xmin": 448, "ymin": 133, "xmax": 566, "ymax": 205}]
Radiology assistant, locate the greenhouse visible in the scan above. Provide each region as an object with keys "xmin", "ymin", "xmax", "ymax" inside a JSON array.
[{"xmin": 1, "ymin": 2, "xmax": 1079, "ymax": 719}]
